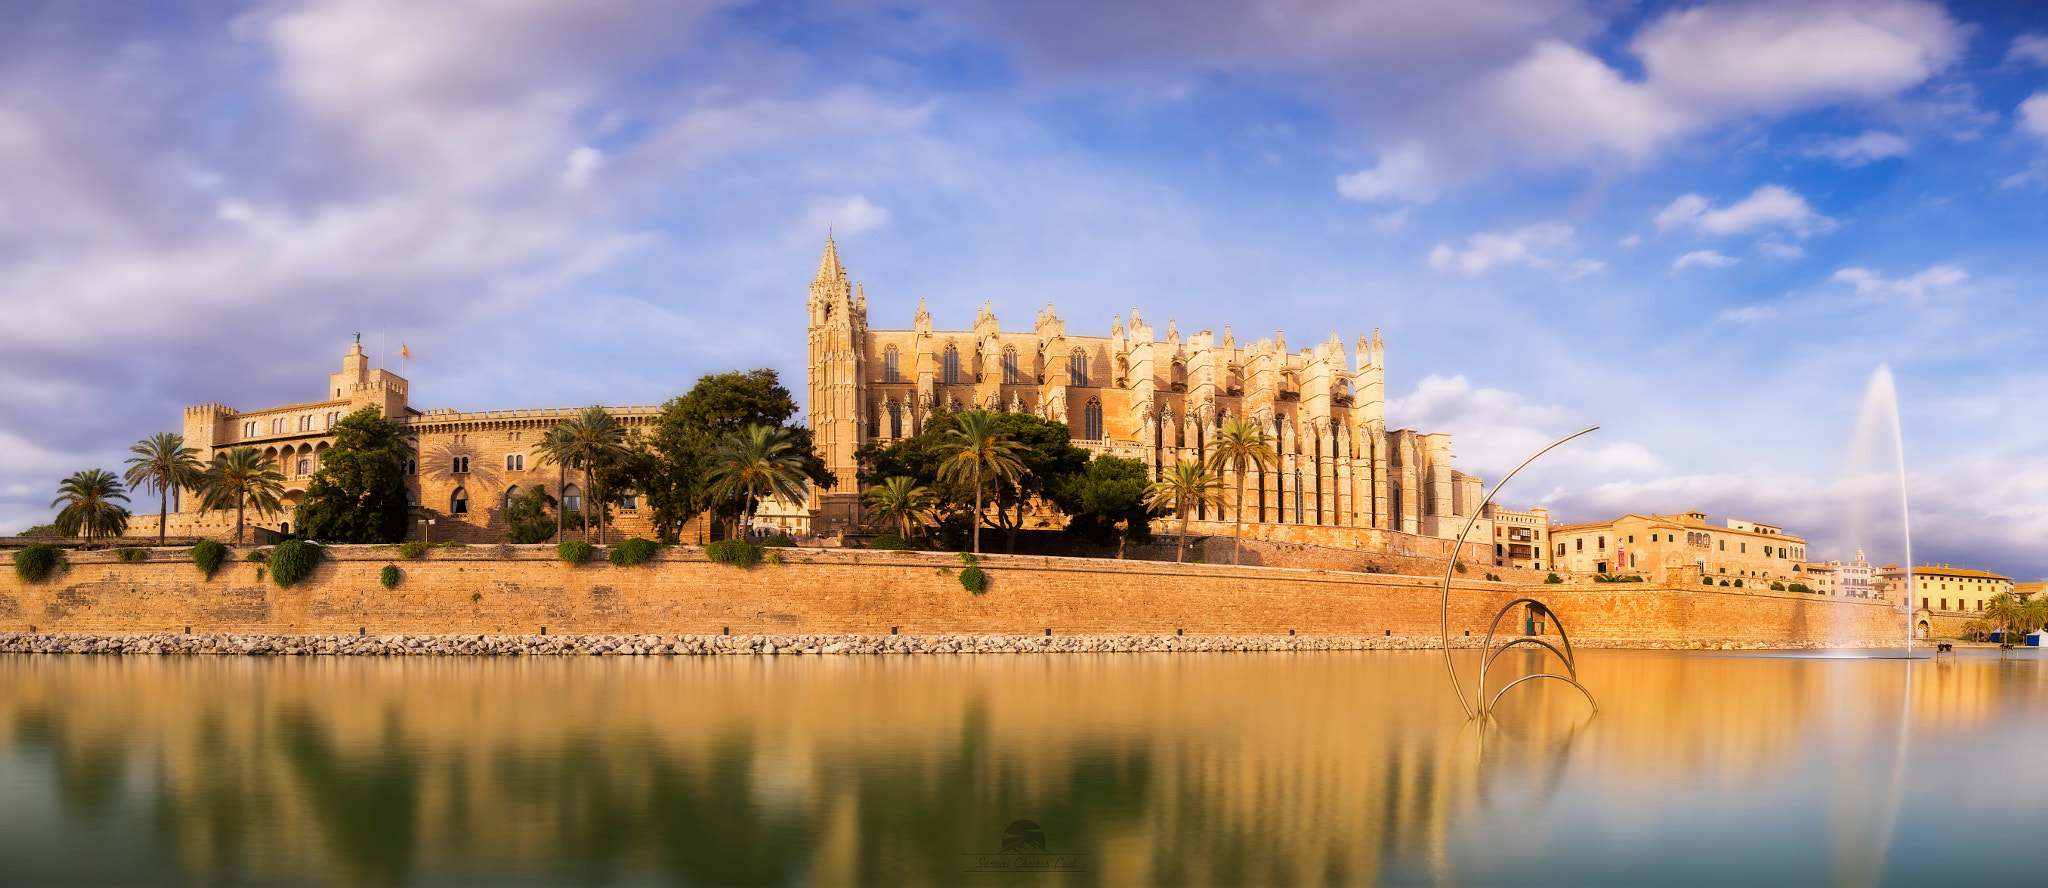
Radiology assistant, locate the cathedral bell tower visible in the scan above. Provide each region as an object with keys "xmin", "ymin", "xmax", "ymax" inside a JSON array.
[{"xmin": 806, "ymin": 236, "xmax": 867, "ymax": 533}]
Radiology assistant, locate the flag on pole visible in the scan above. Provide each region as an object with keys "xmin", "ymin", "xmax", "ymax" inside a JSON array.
[{"xmin": 401, "ymin": 343, "xmax": 411, "ymax": 359}]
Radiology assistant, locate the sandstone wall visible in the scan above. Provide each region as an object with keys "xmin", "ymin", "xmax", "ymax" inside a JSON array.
[{"xmin": 0, "ymin": 544, "xmax": 1905, "ymax": 644}]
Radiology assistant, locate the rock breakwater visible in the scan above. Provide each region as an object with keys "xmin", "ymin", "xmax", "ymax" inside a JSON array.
[{"xmin": 0, "ymin": 631, "xmax": 1882, "ymax": 656}]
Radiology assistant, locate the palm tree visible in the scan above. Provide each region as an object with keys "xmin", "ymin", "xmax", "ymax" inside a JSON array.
[
  {"xmin": 1987, "ymin": 592, "xmax": 2048, "ymax": 644},
  {"xmin": 1144, "ymin": 459, "xmax": 1229, "ymax": 563},
  {"xmin": 704, "ymin": 424, "xmax": 811, "ymax": 539},
  {"xmin": 1204, "ymin": 415, "xmax": 1277, "ymax": 565},
  {"xmin": 195, "ymin": 447, "xmax": 287, "ymax": 545},
  {"xmin": 864, "ymin": 476, "xmax": 935, "ymax": 543},
  {"xmin": 51, "ymin": 469, "xmax": 131, "ymax": 546},
  {"xmin": 533, "ymin": 426, "xmax": 577, "ymax": 542},
  {"xmin": 937, "ymin": 410, "xmax": 1029, "ymax": 554},
  {"xmin": 123, "ymin": 432, "xmax": 204, "ymax": 545},
  {"xmin": 537, "ymin": 407, "xmax": 633, "ymax": 543}
]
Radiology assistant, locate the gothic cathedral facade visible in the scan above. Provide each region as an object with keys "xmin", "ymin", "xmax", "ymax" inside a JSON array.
[{"xmin": 804, "ymin": 238, "xmax": 1489, "ymax": 548}]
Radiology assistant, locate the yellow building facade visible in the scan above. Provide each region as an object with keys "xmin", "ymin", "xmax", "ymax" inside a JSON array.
[
  {"xmin": 802, "ymin": 238, "xmax": 1490, "ymax": 546},
  {"xmin": 1546, "ymin": 511, "xmax": 1810, "ymax": 585}
]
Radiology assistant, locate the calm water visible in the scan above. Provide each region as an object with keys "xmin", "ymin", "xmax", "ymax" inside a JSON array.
[{"xmin": 2, "ymin": 648, "xmax": 2045, "ymax": 887}]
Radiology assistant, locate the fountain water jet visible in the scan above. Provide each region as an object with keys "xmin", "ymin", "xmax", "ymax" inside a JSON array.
[{"xmin": 1843, "ymin": 365, "xmax": 1916, "ymax": 651}]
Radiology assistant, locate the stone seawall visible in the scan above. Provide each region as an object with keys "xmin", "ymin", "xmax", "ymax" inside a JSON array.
[{"xmin": 0, "ymin": 544, "xmax": 1905, "ymax": 645}]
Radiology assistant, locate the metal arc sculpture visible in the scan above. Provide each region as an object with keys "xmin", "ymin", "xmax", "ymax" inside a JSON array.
[{"xmin": 1440, "ymin": 426, "xmax": 1602, "ymax": 720}]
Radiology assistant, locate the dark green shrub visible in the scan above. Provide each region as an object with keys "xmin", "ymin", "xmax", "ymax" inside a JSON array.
[
  {"xmin": 379, "ymin": 564, "xmax": 400, "ymax": 589},
  {"xmin": 1484, "ymin": 573, "xmax": 1501, "ymax": 582},
  {"xmin": 557, "ymin": 540, "xmax": 594, "ymax": 564},
  {"xmin": 191, "ymin": 539, "xmax": 228, "ymax": 579},
  {"xmin": 1594, "ymin": 573, "xmax": 1645, "ymax": 583},
  {"xmin": 1770, "ymin": 581, "xmax": 1787, "ymax": 591},
  {"xmin": 245, "ymin": 549, "xmax": 268, "ymax": 562},
  {"xmin": 1453, "ymin": 561, "xmax": 1466, "ymax": 573},
  {"xmin": 398, "ymin": 541, "xmax": 428, "ymax": 559},
  {"xmin": 14, "ymin": 544, "xmax": 61, "ymax": 583},
  {"xmin": 761, "ymin": 535, "xmax": 797, "ymax": 548},
  {"xmin": 1789, "ymin": 583, "xmax": 1812, "ymax": 594},
  {"xmin": 267, "ymin": 540, "xmax": 323, "ymax": 589},
  {"xmin": 960, "ymin": 565, "xmax": 988, "ymax": 594},
  {"xmin": 1544, "ymin": 573, "xmax": 1563, "ymax": 584},
  {"xmin": 866, "ymin": 534, "xmax": 914, "ymax": 551},
  {"xmin": 609, "ymin": 538, "xmax": 659, "ymax": 567},
  {"xmin": 114, "ymin": 547, "xmax": 149, "ymax": 563},
  {"xmin": 437, "ymin": 540, "xmax": 467, "ymax": 549},
  {"xmin": 1733, "ymin": 579, "xmax": 1743, "ymax": 588},
  {"xmin": 958, "ymin": 551, "xmax": 978, "ymax": 566},
  {"xmin": 706, "ymin": 540, "xmax": 761, "ymax": 569},
  {"xmin": 1703, "ymin": 576, "xmax": 1715, "ymax": 585},
  {"xmin": 765, "ymin": 550, "xmax": 784, "ymax": 566},
  {"xmin": 1720, "ymin": 579, "xmax": 1731, "ymax": 586}
]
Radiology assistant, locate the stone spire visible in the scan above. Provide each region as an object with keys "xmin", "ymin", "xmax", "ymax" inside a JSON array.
[
  {"xmin": 815, "ymin": 236, "xmax": 845, "ymax": 284},
  {"xmin": 914, "ymin": 297, "xmax": 932, "ymax": 333}
]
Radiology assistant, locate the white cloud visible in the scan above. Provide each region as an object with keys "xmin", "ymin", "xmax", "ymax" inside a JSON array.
[
  {"xmin": 1720, "ymin": 305, "xmax": 1776, "ymax": 323},
  {"xmin": 1565, "ymin": 258, "xmax": 1606, "ymax": 279},
  {"xmin": 798, "ymin": 194, "xmax": 892, "ymax": 240},
  {"xmin": 1617, "ymin": 234, "xmax": 1641, "ymax": 248},
  {"xmin": 1331, "ymin": 0, "xmax": 1963, "ymax": 199},
  {"xmin": 561, "ymin": 146, "xmax": 604, "ymax": 191},
  {"xmin": 1655, "ymin": 185, "xmax": 1833, "ymax": 237},
  {"xmin": 2017, "ymin": 92, "xmax": 2048, "ymax": 140},
  {"xmin": 2009, "ymin": 34, "xmax": 2048, "ymax": 67},
  {"xmin": 1673, "ymin": 249, "xmax": 1737, "ymax": 271},
  {"xmin": 1808, "ymin": 130, "xmax": 1910, "ymax": 166},
  {"xmin": 1830, "ymin": 265, "xmax": 1967, "ymax": 299},
  {"xmin": 1426, "ymin": 222, "xmax": 1573, "ymax": 275},
  {"xmin": 1756, "ymin": 240, "xmax": 1805, "ymax": 259},
  {"xmin": 1388, "ymin": 374, "xmax": 1666, "ymax": 484},
  {"xmin": 1336, "ymin": 142, "xmax": 1439, "ymax": 203}
]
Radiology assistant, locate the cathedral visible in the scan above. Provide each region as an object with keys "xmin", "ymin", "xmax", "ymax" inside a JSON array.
[{"xmin": 804, "ymin": 238, "xmax": 1490, "ymax": 550}]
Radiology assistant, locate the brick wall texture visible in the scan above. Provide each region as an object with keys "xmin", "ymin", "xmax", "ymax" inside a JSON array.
[{"xmin": 0, "ymin": 545, "xmax": 1905, "ymax": 643}]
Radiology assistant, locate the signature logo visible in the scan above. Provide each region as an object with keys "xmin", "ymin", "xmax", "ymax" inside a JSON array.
[
  {"xmin": 1001, "ymin": 820, "xmax": 1047, "ymax": 854},
  {"xmin": 964, "ymin": 819, "xmax": 1085, "ymax": 873}
]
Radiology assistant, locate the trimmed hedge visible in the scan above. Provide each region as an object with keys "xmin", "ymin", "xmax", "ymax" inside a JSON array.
[
  {"xmin": 865, "ymin": 535, "xmax": 914, "ymax": 551},
  {"xmin": 1770, "ymin": 581, "xmax": 1787, "ymax": 591},
  {"xmin": 761, "ymin": 535, "xmax": 797, "ymax": 548},
  {"xmin": 114, "ymin": 547, "xmax": 149, "ymax": 563},
  {"xmin": 609, "ymin": 538, "xmax": 660, "ymax": 567},
  {"xmin": 1788, "ymin": 583, "xmax": 1812, "ymax": 594},
  {"xmin": 398, "ymin": 541, "xmax": 429, "ymax": 559},
  {"xmin": 706, "ymin": 540, "xmax": 761, "ymax": 569},
  {"xmin": 959, "ymin": 565, "xmax": 988, "ymax": 594},
  {"xmin": 267, "ymin": 540, "xmax": 323, "ymax": 589},
  {"xmin": 192, "ymin": 539, "xmax": 228, "ymax": 579},
  {"xmin": 1544, "ymin": 573, "xmax": 1563, "ymax": 584},
  {"xmin": 557, "ymin": 540, "xmax": 594, "ymax": 564},
  {"xmin": 14, "ymin": 544, "xmax": 61, "ymax": 583},
  {"xmin": 380, "ymin": 564, "xmax": 400, "ymax": 589}
]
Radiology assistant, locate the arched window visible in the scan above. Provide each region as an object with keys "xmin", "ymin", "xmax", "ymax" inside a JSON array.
[
  {"xmin": 944, "ymin": 345, "xmax": 960, "ymax": 385},
  {"xmin": 451, "ymin": 487, "xmax": 469, "ymax": 514},
  {"xmin": 884, "ymin": 346, "xmax": 900, "ymax": 384},
  {"xmin": 1002, "ymin": 346, "xmax": 1019, "ymax": 385},
  {"xmin": 296, "ymin": 457, "xmax": 311, "ymax": 475},
  {"xmin": 563, "ymin": 484, "xmax": 582, "ymax": 513},
  {"xmin": 504, "ymin": 485, "xmax": 520, "ymax": 508},
  {"xmin": 1171, "ymin": 361, "xmax": 1187, "ymax": 392},
  {"xmin": 1083, "ymin": 398, "xmax": 1103, "ymax": 441},
  {"xmin": 1069, "ymin": 349, "xmax": 1089, "ymax": 386},
  {"xmin": 888, "ymin": 399, "xmax": 903, "ymax": 438},
  {"xmin": 452, "ymin": 456, "xmax": 469, "ymax": 474}
]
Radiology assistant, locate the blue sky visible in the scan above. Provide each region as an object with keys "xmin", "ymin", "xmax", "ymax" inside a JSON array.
[{"xmin": 3, "ymin": 0, "xmax": 2045, "ymax": 579}]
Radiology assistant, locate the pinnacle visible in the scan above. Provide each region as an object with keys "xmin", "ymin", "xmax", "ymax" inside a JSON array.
[{"xmin": 815, "ymin": 235, "xmax": 845, "ymax": 284}]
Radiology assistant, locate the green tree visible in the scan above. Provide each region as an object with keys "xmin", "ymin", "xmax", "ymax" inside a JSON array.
[
  {"xmin": 937, "ymin": 410, "xmax": 1030, "ymax": 554},
  {"xmin": 631, "ymin": 369, "xmax": 831, "ymax": 542},
  {"xmin": 122, "ymin": 432, "xmax": 203, "ymax": 545},
  {"xmin": 1050, "ymin": 455, "xmax": 1156, "ymax": 559},
  {"xmin": 1985, "ymin": 592, "xmax": 2048, "ymax": 643},
  {"xmin": 503, "ymin": 484, "xmax": 561, "ymax": 544},
  {"xmin": 535, "ymin": 406, "xmax": 634, "ymax": 544},
  {"xmin": 862, "ymin": 476, "xmax": 935, "ymax": 543},
  {"xmin": 1144, "ymin": 459, "xmax": 1229, "ymax": 563},
  {"xmin": 51, "ymin": 468, "xmax": 131, "ymax": 546},
  {"xmin": 704, "ymin": 425, "xmax": 811, "ymax": 539},
  {"xmin": 856, "ymin": 409, "xmax": 1087, "ymax": 553},
  {"xmin": 1205, "ymin": 416, "xmax": 1277, "ymax": 565},
  {"xmin": 196, "ymin": 447, "xmax": 287, "ymax": 545},
  {"xmin": 293, "ymin": 407, "xmax": 416, "ymax": 543}
]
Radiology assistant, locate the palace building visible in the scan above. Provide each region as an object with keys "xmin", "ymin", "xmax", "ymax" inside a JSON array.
[{"xmin": 803, "ymin": 238, "xmax": 1492, "ymax": 551}]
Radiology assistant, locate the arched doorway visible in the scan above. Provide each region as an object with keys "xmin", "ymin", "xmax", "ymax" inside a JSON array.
[{"xmin": 1917, "ymin": 620, "xmax": 1930, "ymax": 639}]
